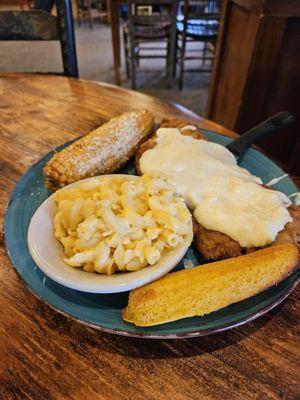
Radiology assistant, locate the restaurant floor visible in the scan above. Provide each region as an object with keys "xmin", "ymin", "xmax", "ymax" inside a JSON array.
[{"xmin": 0, "ymin": 22, "xmax": 211, "ymax": 116}]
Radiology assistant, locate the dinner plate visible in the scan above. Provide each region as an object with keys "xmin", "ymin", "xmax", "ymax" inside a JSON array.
[
  {"xmin": 27, "ymin": 175, "xmax": 193, "ymax": 293},
  {"xmin": 4, "ymin": 130, "xmax": 300, "ymax": 338}
]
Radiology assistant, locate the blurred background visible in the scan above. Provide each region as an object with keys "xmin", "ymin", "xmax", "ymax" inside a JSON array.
[{"xmin": 0, "ymin": 0, "xmax": 299, "ymax": 174}]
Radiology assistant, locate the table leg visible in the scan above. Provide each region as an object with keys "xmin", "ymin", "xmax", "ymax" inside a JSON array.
[
  {"xmin": 110, "ymin": 0, "xmax": 121, "ymax": 85},
  {"xmin": 106, "ymin": 0, "xmax": 111, "ymax": 24}
]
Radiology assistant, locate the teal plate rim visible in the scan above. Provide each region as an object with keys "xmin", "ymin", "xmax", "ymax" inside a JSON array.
[{"xmin": 4, "ymin": 130, "xmax": 300, "ymax": 339}]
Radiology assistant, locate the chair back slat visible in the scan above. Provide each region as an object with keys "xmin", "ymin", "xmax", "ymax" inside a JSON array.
[
  {"xmin": 0, "ymin": 11, "xmax": 58, "ymax": 41},
  {"xmin": 0, "ymin": 0, "xmax": 78, "ymax": 77},
  {"xmin": 185, "ymin": 12, "xmax": 220, "ymax": 20},
  {"xmin": 181, "ymin": 0, "xmax": 220, "ymax": 20},
  {"xmin": 128, "ymin": 0, "xmax": 178, "ymax": 27},
  {"xmin": 132, "ymin": 14, "xmax": 173, "ymax": 25},
  {"xmin": 128, "ymin": 0, "xmax": 173, "ymax": 5}
]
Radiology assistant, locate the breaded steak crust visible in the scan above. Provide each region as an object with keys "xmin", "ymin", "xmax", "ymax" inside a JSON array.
[{"xmin": 135, "ymin": 119, "xmax": 300, "ymax": 260}]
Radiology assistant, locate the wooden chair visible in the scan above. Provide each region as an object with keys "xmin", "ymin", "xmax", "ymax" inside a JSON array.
[
  {"xmin": 76, "ymin": 0, "xmax": 108, "ymax": 29},
  {"xmin": 123, "ymin": 0, "xmax": 179, "ymax": 89},
  {"xmin": 19, "ymin": 0, "xmax": 33, "ymax": 9},
  {"xmin": 0, "ymin": 0, "xmax": 78, "ymax": 77},
  {"xmin": 177, "ymin": 0, "xmax": 220, "ymax": 89}
]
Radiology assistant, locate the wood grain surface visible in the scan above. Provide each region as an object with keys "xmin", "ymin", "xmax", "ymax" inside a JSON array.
[
  {"xmin": 0, "ymin": 73, "xmax": 299, "ymax": 400},
  {"xmin": 206, "ymin": 0, "xmax": 300, "ymax": 175}
]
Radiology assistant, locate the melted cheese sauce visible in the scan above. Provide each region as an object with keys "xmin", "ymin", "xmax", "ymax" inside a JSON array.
[{"xmin": 140, "ymin": 128, "xmax": 292, "ymax": 248}]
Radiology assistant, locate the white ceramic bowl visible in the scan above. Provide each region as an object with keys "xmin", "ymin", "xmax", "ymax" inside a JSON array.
[{"xmin": 27, "ymin": 175, "xmax": 193, "ymax": 293}]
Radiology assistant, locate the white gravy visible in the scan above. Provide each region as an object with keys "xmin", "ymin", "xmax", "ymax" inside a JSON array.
[{"xmin": 139, "ymin": 128, "xmax": 292, "ymax": 248}]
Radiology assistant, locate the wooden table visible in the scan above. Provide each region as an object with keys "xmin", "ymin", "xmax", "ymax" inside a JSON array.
[{"xmin": 0, "ymin": 74, "xmax": 299, "ymax": 400}]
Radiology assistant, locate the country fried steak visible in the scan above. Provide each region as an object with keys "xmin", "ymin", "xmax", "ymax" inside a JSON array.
[
  {"xmin": 194, "ymin": 205, "xmax": 300, "ymax": 260},
  {"xmin": 135, "ymin": 118, "xmax": 206, "ymax": 175},
  {"xmin": 136, "ymin": 119, "xmax": 300, "ymax": 261}
]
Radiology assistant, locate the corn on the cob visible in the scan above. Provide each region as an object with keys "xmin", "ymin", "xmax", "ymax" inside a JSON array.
[{"xmin": 43, "ymin": 110, "xmax": 154, "ymax": 190}]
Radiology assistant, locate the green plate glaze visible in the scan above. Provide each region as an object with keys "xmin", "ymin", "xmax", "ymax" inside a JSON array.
[{"xmin": 4, "ymin": 131, "xmax": 300, "ymax": 338}]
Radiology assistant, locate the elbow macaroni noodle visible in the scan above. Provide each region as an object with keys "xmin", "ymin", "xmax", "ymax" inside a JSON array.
[{"xmin": 53, "ymin": 173, "xmax": 192, "ymax": 274}]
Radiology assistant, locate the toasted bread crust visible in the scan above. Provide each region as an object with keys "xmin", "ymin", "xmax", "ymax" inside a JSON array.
[
  {"xmin": 123, "ymin": 244, "xmax": 299, "ymax": 326},
  {"xmin": 135, "ymin": 119, "xmax": 300, "ymax": 260}
]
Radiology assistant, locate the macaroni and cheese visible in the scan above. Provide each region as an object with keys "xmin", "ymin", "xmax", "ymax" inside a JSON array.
[{"xmin": 53, "ymin": 173, "xmax": 192, "ymax": 274}]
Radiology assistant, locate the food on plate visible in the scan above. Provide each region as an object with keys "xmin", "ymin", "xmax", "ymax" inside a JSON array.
[
  {"xmin": 135, "ymin": 118, "xmax": 206, "ymax": 175},
  {"xmin": 122, "ymin": 244, "xmax": 299, "ymax": 326},
  {"xmin": 53, "ymin": 174, "xmax": 192, "ymax": 275},
  {"xmin": 44, "ymin": 110, "xmax": 154, "ymax": 190},
  {"xmin": 136, "ymin": 119, "xmax": 300, "ymax": 260},
  {"xmin": 194, "ymin": 204, "xmax": 300, "ymax": 260}
]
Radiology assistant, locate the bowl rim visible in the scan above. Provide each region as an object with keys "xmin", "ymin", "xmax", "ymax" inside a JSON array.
[{"xmin": 27, "ymin": 174, "xmax": 193, "ymax": 294}]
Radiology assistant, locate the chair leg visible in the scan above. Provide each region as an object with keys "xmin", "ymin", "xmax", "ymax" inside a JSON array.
[
  {"xmin": 87, "ymin": 0, "xmax": 93, "ymax": 29},
  {"xmin": 210, "ymin": 40, "xmax": 216, "ymax": 68},
  {"xmin": 178, "ymin": 35, "xmax": 186, "ymax": 90},
  {"xmin": 76, "ymin": 0, "xmax": 82, "ymax": 26},
  {"xmin": 98, "ymin": 0, "xmax": 102, "ymax": 15},
  {"xmin": 123, "ymin": 30, "xmax": 130, "ymax": 79},
  {"xmin": 165, "ymin": 38, "xmax": 172, "ymax": 87},
  {"xmin": 126, "ymin": 59, "xmax": 130, "ymax": 79},
  {"xmin": 107, "ymin": 0, "xmax": 111, "ymax": 25},
  {"xmin": 130, "ymin": 43, "xmax": 137, "ymax": 90},
  {"xmin": 167, "ymin": 0, "xmax": 178, "ymax": 88},
  {"xmin": 131, "ymin": 59, "xmax": 136, "ymax": 90},
  {"xmin": 136, "ymin": 46, "xmax": 140, "ymax": 67},
  {"xmin": 173, "ymin": 31, "xmax": 178, "ymax": 79},
  {"xmin": 166, "ymin": 39, "xmax": 170, "ymax": 71},
  {"xmin": 203, "ymin": 41, "xmax": 208, "ymax": 65}
]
